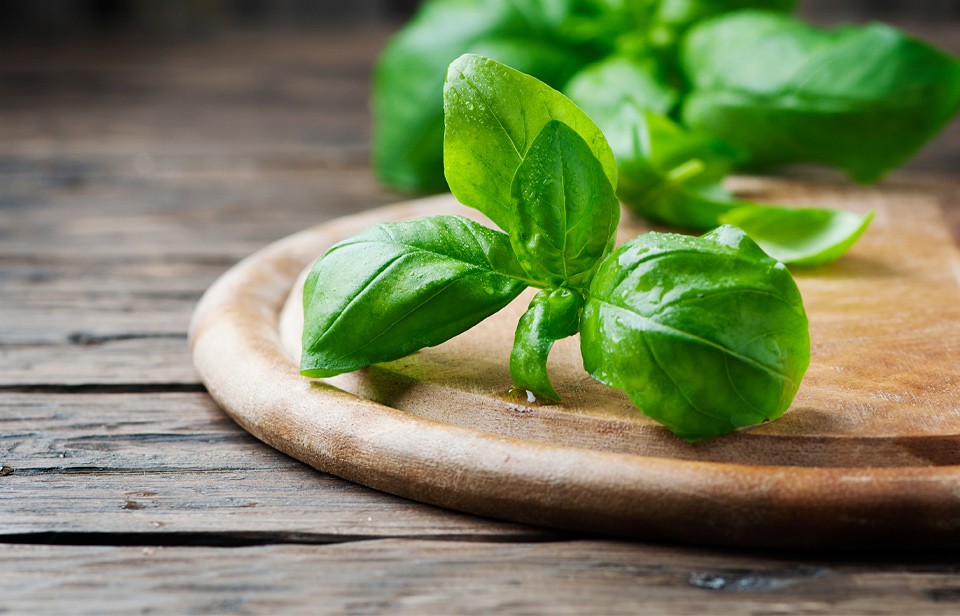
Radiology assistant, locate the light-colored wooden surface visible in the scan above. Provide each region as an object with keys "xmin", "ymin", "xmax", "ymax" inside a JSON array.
[{"xmin": 3, "ymin": 21, "xmax": 960, "ymax": 615}]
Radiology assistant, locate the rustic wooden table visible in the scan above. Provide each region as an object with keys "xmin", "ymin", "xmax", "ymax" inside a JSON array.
[{"xmin": 2, "ymin": 21, "xmax": 960, "ymax": 615}]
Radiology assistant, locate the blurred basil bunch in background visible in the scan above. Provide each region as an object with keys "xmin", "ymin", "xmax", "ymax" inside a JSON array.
[{"xmin": 373, "ymin": 0, "xmax": 960, "ymax": 196}]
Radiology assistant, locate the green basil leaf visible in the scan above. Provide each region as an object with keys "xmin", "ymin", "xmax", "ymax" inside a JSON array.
[
  {"xmin": 611, "ymin": 109, "xmax": 874, "ymax": 265},
  {"xmin": 510, "ymin": 288, "xmax": 584, "ymax": 402},
  {"xmin": 623, "ymin": 174, "xmax": 873, "ymax": 266},
  {"xmin": 620, "ymin": 174, "xmax": 738, "ymax": 230},
  {"xmin": 681, "ymin": 11, "xmax": 960, "ymax": 182},
  {"xmin": 624, "ymin": 109, "xmax": 742, "ymax": 184},
  {"xmin": 301, "ymin": 215, "xmax": 528, "ymax": 377},
  {"xmin": 720, "ymin": 206, "xmax": 875, "ymax": 267},
  {"xmin": 612, "ymin": 109, "xmax": 743, "ymax": 228},
  {"xmin": 443, "ymin": 53, "xmax": 618, "ymax": 232},
  {"xmin": 373, "ymin": 0, "xmax": 627, "ymax": 192},
  {"xmin": 581, "ymin": 225, "xmax": 810, "ymax": 441},
  {"xmin": 564, "ymin": 55, "xmax": 678, "ymax": 160},
  {"xmin": 509, "ymin": 120, "xmax": 619, "ymax": 287}
]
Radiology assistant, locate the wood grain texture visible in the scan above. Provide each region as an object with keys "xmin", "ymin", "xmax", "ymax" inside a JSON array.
[
  {"xmin": 0, "ymin": 392, "xmax": 542, "ymax": 539},
  {"xmin": 3, "ymin": 20, "xmax": 960, "ymax": 615},
  {"xmin": 1, "ymin": 339, "xmax": 197, "ymax": 386},
  {"xmin": 4, "ymin": 540, "xmax": 960, "ymax": 616},
  {"xmin": 191, "ymin": 178, "xmax": 960, "ymax": 548}
]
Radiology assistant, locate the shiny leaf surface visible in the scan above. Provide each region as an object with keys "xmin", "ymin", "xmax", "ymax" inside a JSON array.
[
  {"xmin": 443, "ymin": 53, "xmax": 617, "ymax": 232},
  {"xmin": 301, "ymin": 216, "xmax": 528, "ymax": 377},
  {"xmin": 509, "ymin": 120, "xmax": 619, "ymax": 287},
  {"xmin": 581, "ymin": 225, "xmax": 810, "ymax": 441}
]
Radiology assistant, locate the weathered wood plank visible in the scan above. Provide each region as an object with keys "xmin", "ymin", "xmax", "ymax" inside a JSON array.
[
  {"xmin": 0, "ymin": 470, "xmax": 545, "ymax": 538},
  {"xmin": 1, "ymin": 393, "xmax": 246, "ymax": 470},
  {"xmin": 0, "ymin": 31, "xmax": 404, "ymax": 285},
  {"xmin": 0, "ymin": 163, "xmax": 399, "ymax": 259},
  {"xmin": 0, "ymin": 31, "xmax": 390, "ymax": 154},
  {"xmin": 2, "ymin": 540, "xmax": 960, "ymax": 615},
  {"xmin": 0, "ymin": 392, "xmax": 541, "ymax": 538},
  {"xmin": 0, "ymin": 254, "xmax": 226, "ymax": 294},
  {"xmin": 0, "ymin": 339, "xmax": 196, "ymax": 385}
]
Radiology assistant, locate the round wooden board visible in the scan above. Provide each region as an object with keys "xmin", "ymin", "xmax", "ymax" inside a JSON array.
[{"xmin": 190, "ymin": 176, "xmax": 960, "ymax": 549}]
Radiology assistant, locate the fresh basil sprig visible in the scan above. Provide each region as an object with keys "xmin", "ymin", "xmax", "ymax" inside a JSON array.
[
  {"xmin": 373, "ymin": 0, "xmax": 960, "ymax": 190},
  {"xmin": 304, "ymin": 55, "xmax": 810, "ymax": 441},
  {"xmin": 372, "ymin": 1, "xmax": 958, "ymax": 266}
]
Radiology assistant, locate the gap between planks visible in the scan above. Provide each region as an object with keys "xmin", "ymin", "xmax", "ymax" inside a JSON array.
[
  {"xmin": 0, "ymin": 530, "xmax": 571, "ymax": 549},
  {"xmin": 0, "ymin": 383, "xmax": 205, "ymax": 394}
]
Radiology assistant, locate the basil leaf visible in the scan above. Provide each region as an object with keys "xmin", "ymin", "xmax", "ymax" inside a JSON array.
[
  {"xmin": 720, "ymin": 206, "xmax": 875, "ymax": 267},
  {"xmin": 620, "ymin": 109, "xmax": 741, "ymax": 189},
  {"xmin": 580, "ymin": 225, "xmax": 810, "ymax": 441},
  {"xmin": 301, "ymin": 216, "xmax": 527, "ymax": 377},
  {"xmin": 682, "ymin": 11, "xmax": 960, "ymax": 182},
  {"xmin": 620, "ymin": 171, "xmax": 737, "ymax": 230},
  {"xmin": 509, "ymin": 120, "xmax": 619, "ymax": 287},
  {"xmin": 373, "ymin": 0, "xmax": 626, "ymax": 192},
  {"xmin": 612, "ymin": 109, "xmax": 743, "ymax": 228},
  {"xmin": 564, "ymin": 55, "xmax": 678, "ymax": 160},
  {"xmin": 611, "ymin": 110, "xmax": 873, "ymax": 265},
  {"xmin": 443, "ymin": 53, "xmax": 618, "ymax": 232},
  {"xmin": 510, "ymin": 288, "xmax": 583, "ymax": 402}
]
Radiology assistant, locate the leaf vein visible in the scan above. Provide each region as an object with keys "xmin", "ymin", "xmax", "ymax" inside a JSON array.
[{"xmin": 593, "ymin": 299, "xmax": 793, "ymax": 383}]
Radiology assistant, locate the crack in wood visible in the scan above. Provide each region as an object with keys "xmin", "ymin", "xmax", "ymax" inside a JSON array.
[
  {"xmin": 5, "ymin": 465, "xmax": 261, "ymax": 476},
  {"xmin": 927, "ymin": 587, "xmax": 960, "ymax": 602},
  {"xmin": 1, "ymin": 335, "xmax": 191, "ymax": 350},
  {"xmin": 0, "ymin": 530, "xmax": 572, "ymax": 548},
  {"xmin": 0, "ymin": 383, "xmax": 206, "ymax": 394},
  {"xmin": 66, "ymin": 332, "xmax": 188, "ymax": 346},
  {"xmin": 0, "ymin": 254, "xmax": 241, "ymax": 267},
  {"xmin": 66, "ymin": 432, "xmax": 247, "ymax": 444}
]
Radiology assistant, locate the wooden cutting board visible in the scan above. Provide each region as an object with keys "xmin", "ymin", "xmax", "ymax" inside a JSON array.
[{"xmin": 190, "ymin": 176, "xmax": 960, "ymax": 548}]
